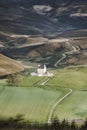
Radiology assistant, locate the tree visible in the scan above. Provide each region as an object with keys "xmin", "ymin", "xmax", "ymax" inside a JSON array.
[{"xmin": 7, "ymin": 73, "xmax": 21, "ymax": 87}]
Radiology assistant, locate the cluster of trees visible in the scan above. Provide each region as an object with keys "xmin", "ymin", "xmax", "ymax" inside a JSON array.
[
  {"xmin": 7, "ymin": 74, "xmax": 21, "ymax": 87},
  {"xmin": 0, "ymin": 117, "xmax": 87, "ymax": 130}
]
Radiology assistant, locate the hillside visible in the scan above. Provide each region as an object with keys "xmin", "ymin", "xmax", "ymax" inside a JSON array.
[
  {"xmin": 1, "ymin": 37, "xmax": 87, "ymax": 67},
  {"xmin": 0, "ymin": 54, "xmax": 24, "ymax": 76},
  {"xmin": 0, "ymin": 0, "xmax": 87, "ymax": 35},
  {"xmin": 0, "ymin": 0, "xmax": 87, "ymax": 67}
]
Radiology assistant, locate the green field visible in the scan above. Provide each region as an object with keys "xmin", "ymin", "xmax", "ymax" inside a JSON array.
[
  {"xmin": 48, "ymin": 67, "xmax": 87, "ymax": 90},
  {"xmin": 0, "ymin": 67, "xmax": 87, "ymax": 122},
  {"xmin": 48, "ymin": 67, "xmax": 87, "ymax": 121},
  {"xmin": 0, "ymin": 78, "xmax": 66, "ymax": 122},
  {"xmin": 54, "ymin": 90, "xmax": 87, "ymax": 120}
]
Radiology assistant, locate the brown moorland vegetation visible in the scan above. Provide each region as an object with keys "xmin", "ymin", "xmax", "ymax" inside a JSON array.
[{"xmin": 0, "ymin": 54, "xmax": 24, "ymax": 76}]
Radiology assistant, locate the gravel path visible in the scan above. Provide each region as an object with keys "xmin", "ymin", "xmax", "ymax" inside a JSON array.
[
  {"xmin": 47, "ymin": 89, "xmax": 73, "ymax": 124},
  {"xmin": 38, "ymin": 77, "xmax": 73, "ymax": 124}
]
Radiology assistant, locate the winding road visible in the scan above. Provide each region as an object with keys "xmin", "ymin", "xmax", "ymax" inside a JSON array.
[
  {"xmin": 14, "ymin": 37, "xmax": 83, "ymax": 124},
  {"xmin": 54, "ymin": 40, "xmax": 80, "ymax": 67},
  {"xmin": 45, "ymin": 40, "xmax": 81, "ymax": 123},
  {"xmin": 28, "ymin": 39, "xmax": 81, "ymax": 123}
]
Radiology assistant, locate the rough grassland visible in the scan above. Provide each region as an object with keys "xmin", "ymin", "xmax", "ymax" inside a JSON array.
[{"xmin": 0, "ymin": 54, "xmax": 24, "ymax": 76}]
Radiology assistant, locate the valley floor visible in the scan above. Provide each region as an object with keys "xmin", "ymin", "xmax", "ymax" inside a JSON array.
[{"xmin": 0, "ymin": 67, "xmax": 87, "ymax": 123}]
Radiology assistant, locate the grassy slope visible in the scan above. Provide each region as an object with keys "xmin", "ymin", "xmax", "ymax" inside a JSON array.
[
  {"xmin": 48, "ymin": 67, "xmax": 87, "ymax": 120},
  {"xmin": 0, "ymin": 67, "xmax": 87, "ymax": 122},
  {"xmin": 0, "ymin": 54, "xmax": 24, "ymax": 76},
  {"xmin": 54, "ymin": 91, "xmax": 87, "ymax": 120},
  {"xmin": 0, "ymin": 77, "xmax": 66, "ymax": 122},
  {"xmin": 48, "ymin": 67, "xmax": 87, "ymax": 90}
]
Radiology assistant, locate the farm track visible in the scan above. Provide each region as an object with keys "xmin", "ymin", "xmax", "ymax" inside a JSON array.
[
  {"xmin": 47, "ymin": 89, "xmax": 73, "ymax": 124},
  {"xmin": 15, "ymin": 42, "xmax": 47, "ymax": 49},
  {"xmin": 37, "ymin": 76, "xmax": 73, "ymax": 124},
  {"xmin": 34, "ymin": 77, "xmax": 51, "ymax": 86},
  {"xmin": 40, "ymin": 77, "xmax": 51, "ymax": 86}
]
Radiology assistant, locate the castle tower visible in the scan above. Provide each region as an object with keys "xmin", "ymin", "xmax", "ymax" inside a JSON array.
[{"xmin": 44, "ymin": 64, "xmax": 47, "ymax": 73}]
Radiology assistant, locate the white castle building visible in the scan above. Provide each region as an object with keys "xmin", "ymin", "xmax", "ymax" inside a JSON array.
[{"xmin": 31, "ymin": 64, "xmax": 53, "ymax": 77}]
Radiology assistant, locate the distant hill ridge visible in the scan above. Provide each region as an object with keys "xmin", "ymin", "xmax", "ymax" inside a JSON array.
[{"xmin": 0, "ymin": 0, "xmax": 87, "ymax": 67}]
